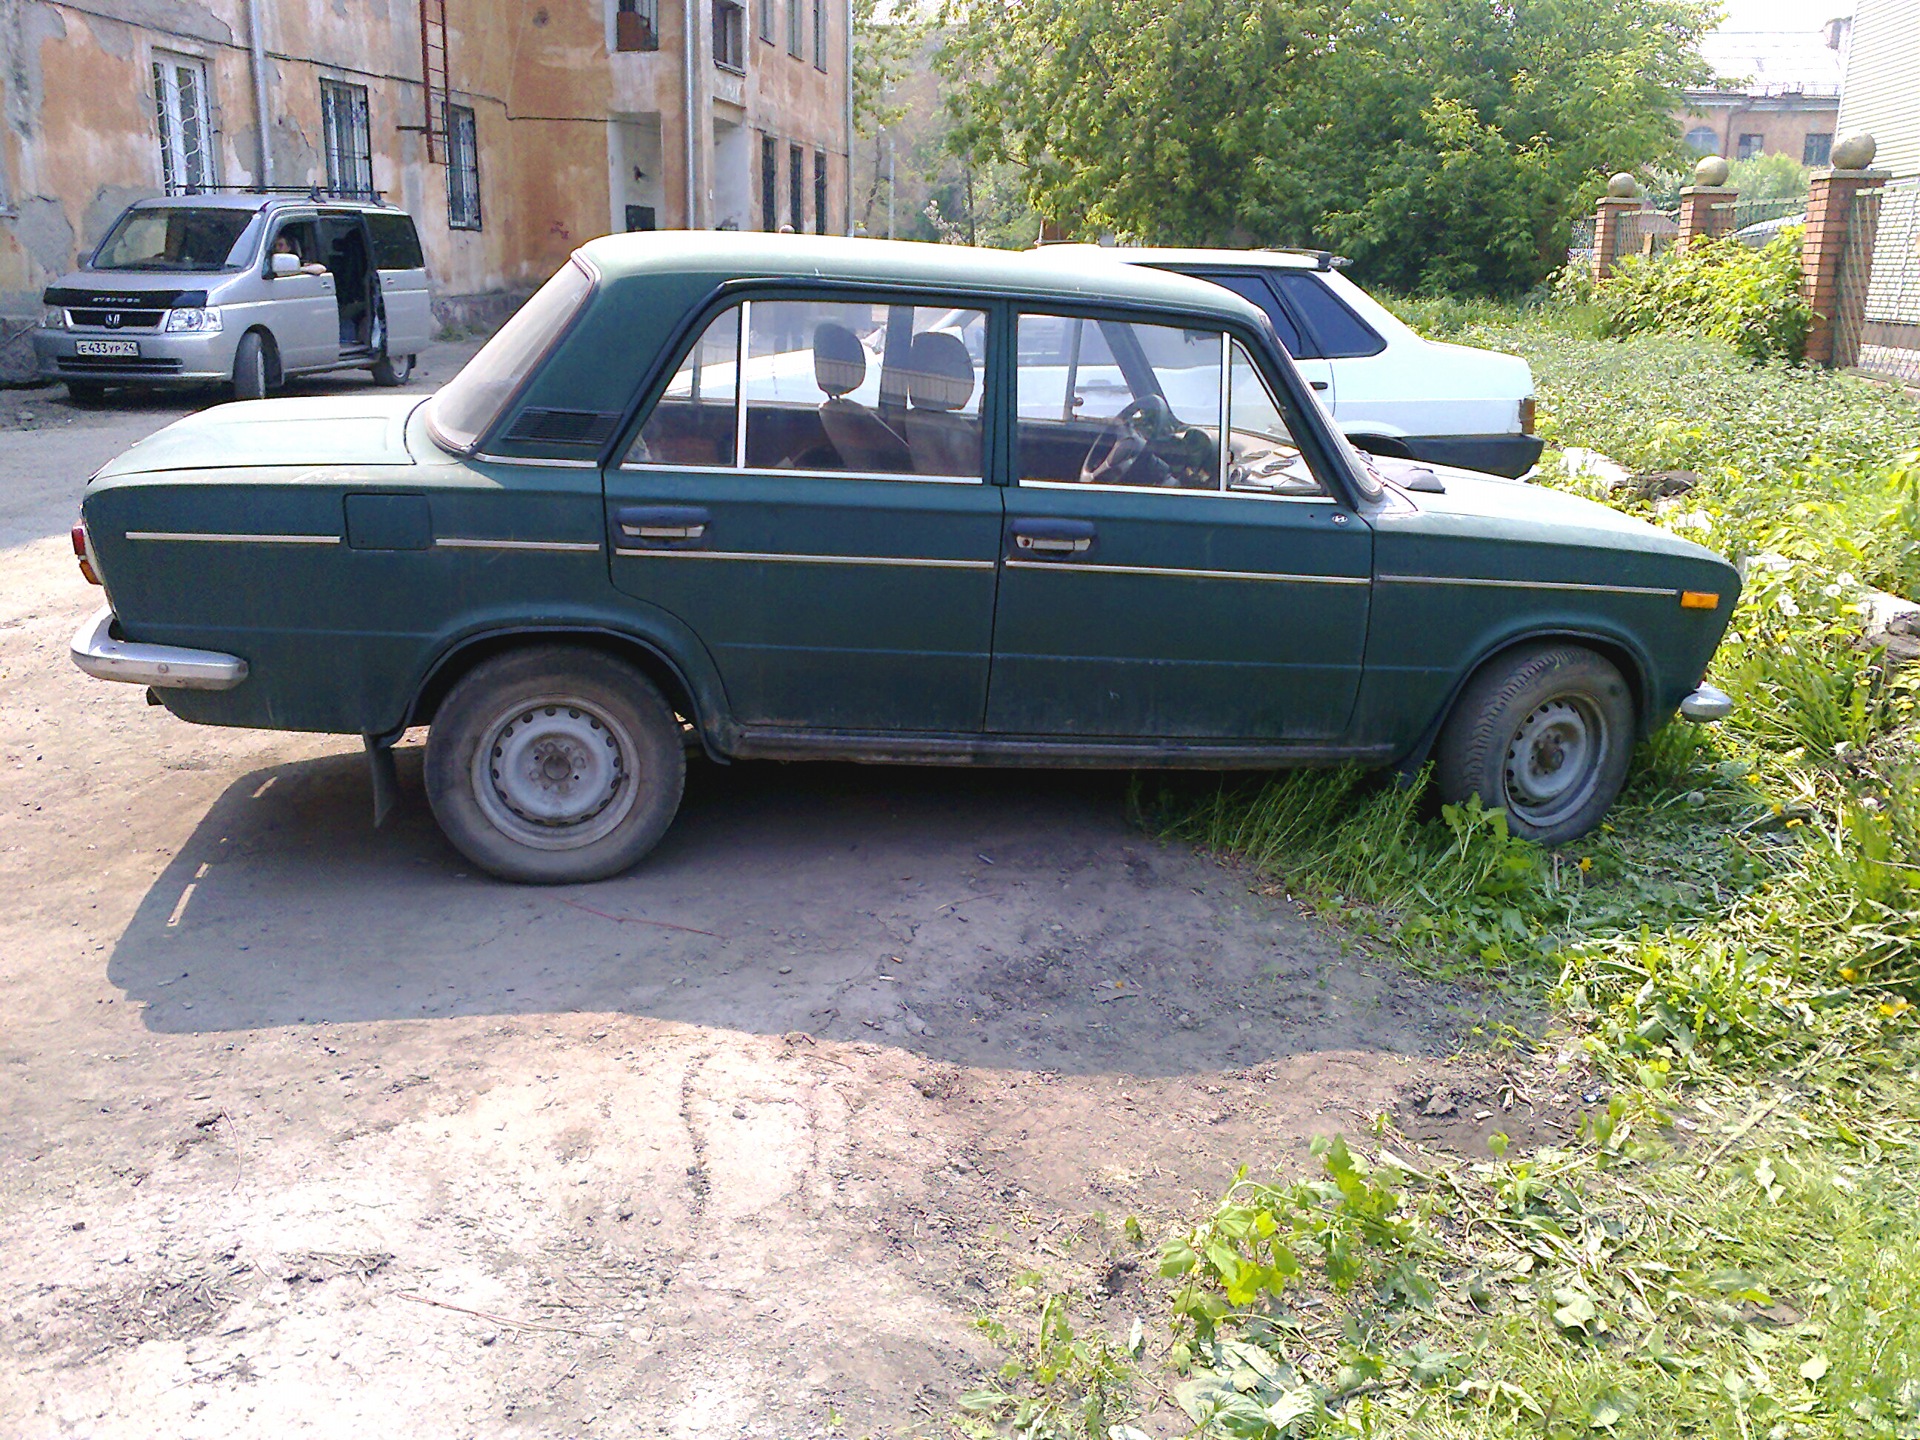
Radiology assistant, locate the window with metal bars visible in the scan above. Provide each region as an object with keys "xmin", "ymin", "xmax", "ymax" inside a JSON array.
[
  {"xmin": 152, "ymin": 54, "xmax": 215, "ymax": 193},
  {"xmin": 761, "ymin": 135, "xmax": 779, "ymax": 231},
  {"xmin": 320, "ymin": 79, "xmax": 375, "ymax": 198},
  {"xmin": 789, "ymin": 143, "xmax": 805, "ymax": 231},
  {"xmin": 446, "ymin": 104, "xmax": 481, "ymax": 229},
  {"xmin": 813, "ymin": 151, "xmax": 828, "ymax": 234}
]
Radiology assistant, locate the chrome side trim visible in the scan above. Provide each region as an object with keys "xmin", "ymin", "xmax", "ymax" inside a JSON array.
[
  {"xmin": 70, "ymin": 606, "xmax": 247, "ymax": 691},
  {"xmin": 125, "ymin": 530, "xmax": 340, "ymax": 545},
  {"xmin": 472, "ymin": 453, "xmax": 599, "ymax": 469},
  {"xmin": 1679, "ymin": 683, "xmax": 1734, "ymax": 722},
  {"xmin": 1377, "ymin": 573, "xmax": 1680, "ymax": 598},
  {"xmin": 612, "ymin": 547, "xmax": 994, "ymax": 570},
  {"xmin": 1020, "ymin": 479, "xmax": 1333, "ymax": 503},
  {"xmin": 1004, "ymin": 559, "xmax": 1369, "ymax": 585},
  {"xmin": 618, "ymin": 462, "xmax": 984, "ymax": 486},
  {"xmin": 436, "ymin": 537, "xmax": 602, "ymax": 553}
]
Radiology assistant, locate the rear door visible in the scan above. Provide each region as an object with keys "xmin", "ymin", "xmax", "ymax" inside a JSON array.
[
  {"xmin": 366, "ymin": 210, "xmax": 433, "ymax": 357},
  {"xmin": 986, "ymin": 311, "xmax": 1372, "ymax": 742},
  {"xmin": 604, "ymin": 293, "xmax": 1005, "ymax": 733}
]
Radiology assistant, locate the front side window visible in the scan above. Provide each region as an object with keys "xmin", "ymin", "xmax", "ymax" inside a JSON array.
[
  {"xmin": 1016, "ymin": 315, "xmax": 1323, "ymax": 497},
  {"xmin": 152, "ymin": 54, "xmax": 215, "ymax": 193},
  {"xmin": 320, "ymin": 79, "xmax": 374, "ymax": 198},
  {"xmin": 446, "ymin": 104, "xmax": 482, "ymax": 229},
  {"xmin": 629, "ymin": 298, "xmax": 988, "ymax": 479},
  {"xmin": 91, "ymin": 206, "xmax": 255, "ymax": 272},
  {"xmin": 427, "ymin": 260, "xmax": 593, "ymax": 452}
]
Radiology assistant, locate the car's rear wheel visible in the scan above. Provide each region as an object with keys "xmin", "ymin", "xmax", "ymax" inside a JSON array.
[
  {"xmin": 232, "ymin": 331, "xmax": 269, "ymax": 401},
  {"xmin": 1434, "ymin": 644, "xmax": 1634, "ymax": 844},
  {"xmin": 424, "ymin": 646, "xmax": 686, "ymax": 883}
]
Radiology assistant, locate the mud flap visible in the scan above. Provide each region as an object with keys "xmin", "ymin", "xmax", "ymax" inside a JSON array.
[{"xmin": 363, "ymin": 731, "xmax": 401, "ymax": 828}]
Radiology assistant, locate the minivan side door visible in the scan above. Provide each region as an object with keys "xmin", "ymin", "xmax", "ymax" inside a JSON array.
[
  {"xmin": 259, "ymin": 214, "xmax": 336, "ymax": 370},
  {"xmin": 365, "ymin": 211, "xmax": 433, "ymax": 358}
]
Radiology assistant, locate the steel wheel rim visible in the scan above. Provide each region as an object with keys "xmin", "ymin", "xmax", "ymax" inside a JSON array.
[
  {"xmin": 470, "ymin": 694, "xmax": 639, "ymax": 851},
  {"xmin": 1502, "ymin": 693, "xmax": 1607, "ymax": 829}
]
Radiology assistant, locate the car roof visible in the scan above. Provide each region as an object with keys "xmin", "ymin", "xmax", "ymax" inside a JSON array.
[
  {"xmin": 127, "ymin": 193, "xmax": 407, "ymax": 215},
  {"xmin": 573, "ymin": 232, "xmax": 1267, "ymax": 320},
  {"xmin": 1040, "ymin": 243, "xmax": 1330, "ymax": 271}
]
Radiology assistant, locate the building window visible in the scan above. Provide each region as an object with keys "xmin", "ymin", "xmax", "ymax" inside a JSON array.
[
  {"xmin": 758, "ymin": 0, "xmax": 773, "ymax": 42},
  {"xmin": 761, "ymin": 134, "xmax": 778, "ymax": 230},
  {"xmin": 813, "ymin": 150, "xmax": 828, "ymax": 234},
  {"xmin": 446, "ymin": 103, "xmax": 481, "ymax": 229},
  {"xmin": 320, "ymin": 79, "xmax": 375, "ymax": 197},
  {"xmin": 713, "ymin": 0, "xmax": 745, "ymax": 70},
  {"xmin": 1684, "ymin": 126, "xmax": 1718, "ymax": 154},
  {"xmin": 1803, "ymin": 131, "xmax": 1833, "ymax": 167},
  {"xmin": 789, "ymin": 143, "xmax": 805, "ymax": 231},
  {"xmin": 812, "ymin": 0, "xmax": 826, "ymax": 67},
  {"xmin": 152, "ymin": 54, "xmax": 215, "ymax": 193},
  {"xmin": 1736, "ymin": 132, "xmax": 1764, "ymax": 160},
  {"xmin": 615, "ymin": 0, "xmax": 659, "ymax": 52},
  {"xmin": 787, "ymin": 0, "xmax": 802, "ymax": 55}
]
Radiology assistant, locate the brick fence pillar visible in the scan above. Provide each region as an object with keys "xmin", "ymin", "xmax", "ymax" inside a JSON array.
[
  {"xmin": 1593, "ymin": 195, "xmax": 1644, "ymax": 280},
  {"xmin": 1678, "ymin": 185, "xmax": 1737, "ymax": 248},
  {"xmin": 1803, "ymin": 164, "xmax": 1888, "ymax": 368}
]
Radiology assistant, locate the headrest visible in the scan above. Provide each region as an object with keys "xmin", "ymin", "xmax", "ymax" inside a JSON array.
[
  {"xmin": 813, "ymin": 323, "xmax": 867, "ymax": 398},
  {"xmin": 904, "ymin": 331, "xmax": 975, "ymax": 412}
]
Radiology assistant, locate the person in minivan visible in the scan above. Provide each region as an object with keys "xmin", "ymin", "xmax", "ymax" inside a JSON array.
[{"xmin": 272, "ymin": 234, "xmax": 328, "ymax": 277}]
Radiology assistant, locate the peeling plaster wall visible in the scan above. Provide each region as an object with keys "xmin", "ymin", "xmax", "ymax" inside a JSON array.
[{"xmin": 1, "ymin": 0, "xmax": 849, "ymax": 381}]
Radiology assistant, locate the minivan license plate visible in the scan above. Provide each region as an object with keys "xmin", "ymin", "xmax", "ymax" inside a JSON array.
[{"xmin": 75, "ymin": 340, "xmax": 139, "ymax": 358}]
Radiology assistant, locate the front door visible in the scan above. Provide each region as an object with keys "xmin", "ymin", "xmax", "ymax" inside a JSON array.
[
  {"xmin": 262, "ymin": 215, "xmax": 336, "ymax": 369},
  {"xmin": 986, "ymin": 313, "xmax": 1372, "ymax": 741},
  {"xmin": 605, "ymin": 295, "xmax": 1004, "ymax": 732}
]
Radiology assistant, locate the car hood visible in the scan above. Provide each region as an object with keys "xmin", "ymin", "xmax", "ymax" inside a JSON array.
[
  {"xmin": 91, "ymin": 396, "xmax": 424, "ymax": 481},
  {"xmin": 45, "ymin": 269, "xmax": 233, "ymax": 302},
  {"xmin": 1369, "ymin": 457, "xmax": 1729, "ymax": 567}
]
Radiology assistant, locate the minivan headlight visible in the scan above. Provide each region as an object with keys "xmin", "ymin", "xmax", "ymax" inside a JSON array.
[
  {"xmin": 41, "ymin": 306, "xmax": 67, "ymax": 330},
  {"xmin": 165, "ymin": 306, "xmax": 223, "ymax": 333}
]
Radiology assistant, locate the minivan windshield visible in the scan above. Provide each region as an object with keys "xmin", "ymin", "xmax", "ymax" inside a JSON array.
[
  {"xmin": 427, "ymin": 260, "xmax": 595, "ymax": 453},
  {"xmin": 91, "ymin": 207, "xmax": 258, "ymax": 272}
]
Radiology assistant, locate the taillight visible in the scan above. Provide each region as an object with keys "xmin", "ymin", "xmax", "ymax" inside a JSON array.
[
  {"xmin": 1519, "ymin": 396, "xmax": 1537, "ymax": 434},
  {"xmin": 71, "ymin": 518, "xmax": 100, "ymax": 585}
]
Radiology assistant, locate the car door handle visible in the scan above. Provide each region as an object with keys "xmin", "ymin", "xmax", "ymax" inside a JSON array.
[
  {"xmin": 616, "ymin": 505, "xmax": 710, "ymax": 544},
  {"xmin": 1008, "ymin": 518, "xmax": 1096, "ymax": 558},
  {"xmin": 1310, "ymin": 380, "xmax": 1329, "ymax": 391}
]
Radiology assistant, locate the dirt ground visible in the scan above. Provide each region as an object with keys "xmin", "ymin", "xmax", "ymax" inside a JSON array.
[{"xmin": 0, "ymin": 378, "xmax": 1539, "ymax": 1437}]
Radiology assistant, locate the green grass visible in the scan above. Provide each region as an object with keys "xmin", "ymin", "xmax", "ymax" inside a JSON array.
[{"xmin": 957, "ymin": 311, "xmax": 1920, "ymax": 1440}]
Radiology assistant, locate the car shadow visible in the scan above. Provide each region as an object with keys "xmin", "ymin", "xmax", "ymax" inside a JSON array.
[{"xmin": 105, "ymin": 747, "xmax": 1478, "ymax": 1077}]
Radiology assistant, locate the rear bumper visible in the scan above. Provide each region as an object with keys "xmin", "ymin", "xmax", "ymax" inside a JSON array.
[
  {"xmin": 1388, "ymin": 433, "xmax": 1545, "ymax": 480},
  {"xmin": 1679, "ymin": 683, "xmax": 1733, "ymax": 722},
  {"xmin": 71, "ymin": 606, "xmax": 248, "ymax": 691}
]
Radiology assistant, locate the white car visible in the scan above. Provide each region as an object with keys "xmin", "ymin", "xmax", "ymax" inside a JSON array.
[{"xmin": 1049, "ymin": 245, "xmax": 1543, "ymax": 479}]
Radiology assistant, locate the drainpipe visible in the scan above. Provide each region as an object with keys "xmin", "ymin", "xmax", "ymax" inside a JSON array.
[
  {"xmin": 683, "ymin": 0, "xmax": 699, "ymax": 228},
  {"xmin": 843, "ymin": 0, "xmax": 854, "ymax": 235},
  {"xmin": 246, "ymin": 0, "xmax": 272, "ymax": 185}
]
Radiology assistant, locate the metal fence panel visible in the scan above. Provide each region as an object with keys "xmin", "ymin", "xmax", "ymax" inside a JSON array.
[{"xmin": 1852, "ymin": 177, "xmax": 1920, "ymax": 384}]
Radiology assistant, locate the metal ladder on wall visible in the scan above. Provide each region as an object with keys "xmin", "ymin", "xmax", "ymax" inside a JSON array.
[{"xmin": 418, "ymin": 0, "xmax": 450, "ymax": 164}]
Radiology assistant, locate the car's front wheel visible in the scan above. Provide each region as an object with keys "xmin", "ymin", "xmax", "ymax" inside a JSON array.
[
  {"xmin": 1434, "ymin": 644, "xmax": 1634, "ymax": 844},
  {"xmin": 424, "ymin": 646, "xmax": 686, "ymax": 883},
  {"xmin": 232, "ymin": 331, "xmax": 269, "ymax": 401}
]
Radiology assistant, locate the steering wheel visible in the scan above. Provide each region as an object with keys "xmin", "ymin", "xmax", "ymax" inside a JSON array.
[{"xmin": 1079, "ymin": 395, "xmax": 1175, "ymax": 485}]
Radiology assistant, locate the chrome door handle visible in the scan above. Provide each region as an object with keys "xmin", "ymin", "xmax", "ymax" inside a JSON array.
[
  {"xmin": 615, "ymin": 504, "xmax": 711, "ymax": 546},
  {"xmin": 630, "ymin": 523, "xmax": 706, "ymax": 540},
  {"xmin": 1008, "ymin": 517, "xmax": 1097, "ymax": 560},
  {"xmin": 1017, "ymin": 535, "xmax": 1090, "ymax": 554}
]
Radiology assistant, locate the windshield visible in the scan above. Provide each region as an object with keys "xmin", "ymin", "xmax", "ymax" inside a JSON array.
[
  {"xmin": 427, "ymin": 260, "xmax": 595, "ymax": 453},
  {"xmin": 91, "ymin": 207, "xmax": 258, "ymax": 272}
]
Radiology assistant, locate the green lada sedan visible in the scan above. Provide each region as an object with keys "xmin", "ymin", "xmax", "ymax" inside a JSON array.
[{"xmin": 71, "ymin": 234, "xmax": 1738, "ymax": 883}]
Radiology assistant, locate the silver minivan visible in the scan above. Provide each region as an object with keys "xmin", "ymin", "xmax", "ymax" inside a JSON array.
[{"xmin": 33, "ymin": 191, "xmax": 433, "ymax": 402}]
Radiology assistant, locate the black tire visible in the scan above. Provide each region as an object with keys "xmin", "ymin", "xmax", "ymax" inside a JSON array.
[
  {"xmin": 371, "ymin": 352, "xmax": 414, "ymax": 387},
  {"xmin": 1434, "ymin": 644, "xmax": 1634, "ymax": 844},
  {"xmin": 424, "ymin": 646, "xmax": 686, "ymax": 883},
  {"xmin": 232, "ymin": 331, "xmax": 269, "ymax": 401},
  {"xmin": 66, "ymin": 381, "xmax": 107, "ymax": 405}
]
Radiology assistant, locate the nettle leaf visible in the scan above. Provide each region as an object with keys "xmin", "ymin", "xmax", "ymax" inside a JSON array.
[
  {"xmin": 1588, "ymin": 1386, "xmax": 1639, "ymax": 1428},
  {"xmin": 1800, "ymin": 1353, "xmax": 1831, "ymax": 1382},
  {"xmin": 1552, "ymin": 1288, "xmax": 1601, "ymax": 1331}
]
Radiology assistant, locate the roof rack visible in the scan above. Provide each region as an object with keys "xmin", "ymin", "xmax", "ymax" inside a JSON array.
[
  {"xmin": 165, "ymin": 183, "xmax": 388, "ymax": 204},
  {"xmin": 1252, "ymin": 246, "xmax": 1352, "ymax": 271}
]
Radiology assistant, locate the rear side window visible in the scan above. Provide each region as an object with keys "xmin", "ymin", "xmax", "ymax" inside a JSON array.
[
  {"xmin": 1273, "ymin": 273, "xmax": 1385, "ymax": 359},
  {"xmin": 366, "ymin": 211, "xmax": 425, "ymax": 270},
  {"xmin": 1195, "ymin": 272, "xmax": 1305, "ymax": 357},
  {"xmin": 427, "ymin": 260, "xmax": 593, "ymax": 452}
]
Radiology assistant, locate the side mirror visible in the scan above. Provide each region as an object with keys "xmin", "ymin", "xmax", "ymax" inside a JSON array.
[{"xmin": 269, "ymin": 252, "xmax": 300, "ymax": 277}]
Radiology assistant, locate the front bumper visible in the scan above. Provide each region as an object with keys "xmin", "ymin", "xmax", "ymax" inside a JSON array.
[
  {"xmin": 71, "ymin": 606, "xmax": 248, "ymax": 691},
  {"xmin": 1679, "ymin": 683, "xmax": 1734, "ymax": 722},
  {"xmin": 33, "ymin": 326, "xmax": 239, "ymax": 384}
]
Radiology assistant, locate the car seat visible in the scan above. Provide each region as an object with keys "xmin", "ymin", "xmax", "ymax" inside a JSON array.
[
  {"xmin": 901, "ymin": 331, "xmax": 979, "ymax": 477},
  {"xmin": 813, "ymin": 323, "xmax": 911, "ymax": 473}
]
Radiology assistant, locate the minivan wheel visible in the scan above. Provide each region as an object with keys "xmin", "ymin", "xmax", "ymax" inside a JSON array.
[
  {"xmin": 424, "ymin": 646, "xmax": 686, "ymax": 883},
  {"xmin": 1434, "ymin": 644, "xmax": 1634, "ymax": 845},
  {"xmin": 232, "ymin": 331, "xmax": 269, "ymax": 401},
  {"xmin": 371, "ymin": 352, "xmax": 415, "ymax": 387}
]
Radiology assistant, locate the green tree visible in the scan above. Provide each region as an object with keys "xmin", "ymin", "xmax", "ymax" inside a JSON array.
[{"xmin": 939, "ymin": 0, "xmax": 1715, "ymax": 293}]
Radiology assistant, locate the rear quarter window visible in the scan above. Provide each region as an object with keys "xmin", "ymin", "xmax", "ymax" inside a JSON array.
[
  {"xmin": 1274, "ymin": 273, "xmax": 1386, "ymax": 359},
  {"xmin": 366, "ymin": 212, "xmax": 426, "ymax": 270},
  {"xmin": 1192, "ymin": 272, "xmax": 1305, "ymax": 357}
]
